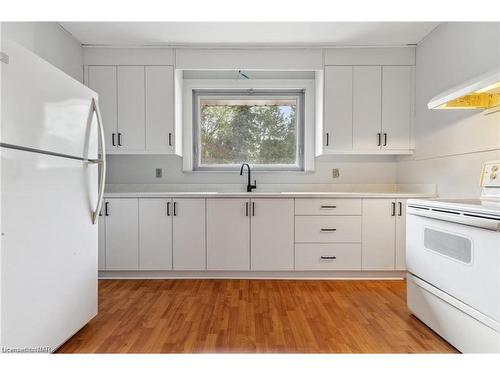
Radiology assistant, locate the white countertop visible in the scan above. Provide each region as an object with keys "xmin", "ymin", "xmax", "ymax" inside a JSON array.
[
  {"xmin": 104, "ymin": 192, "xmax": 436, "ymax": 198},
  {"xmin": 104, "ymin": 183, "xmax": 436, "ymax": 199}
]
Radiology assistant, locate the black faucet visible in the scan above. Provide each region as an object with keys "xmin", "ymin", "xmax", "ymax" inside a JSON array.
[{"xmin": 240, "ymin": 163, "xmax": 257, "ymax": 192}]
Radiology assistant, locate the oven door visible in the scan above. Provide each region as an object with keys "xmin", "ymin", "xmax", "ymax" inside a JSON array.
[{"xmin": 406, "ymin": 207, "xmax": 500, "ymax": 321}]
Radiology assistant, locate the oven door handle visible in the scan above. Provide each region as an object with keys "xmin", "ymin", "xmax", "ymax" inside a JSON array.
[{"xmin": 407, "ymin": 207, "xmax": 500, "ymax": 231}]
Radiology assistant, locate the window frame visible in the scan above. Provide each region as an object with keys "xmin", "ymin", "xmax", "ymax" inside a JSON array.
[
  {"xmin": 181, "ymin": 78, "xmax": 316, "ymax": 173},
  {"xmin": 192, "ymin": 89, "xmax": 305, "ymax": 172}
]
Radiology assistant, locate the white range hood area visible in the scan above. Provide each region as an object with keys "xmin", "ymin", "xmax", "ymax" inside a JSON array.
[{"xmin": 428, "ymin": 68, "xmax": 500, "ymax": 110}]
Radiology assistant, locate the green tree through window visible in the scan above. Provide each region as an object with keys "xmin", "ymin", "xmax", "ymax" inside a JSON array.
[{"xmin": 199, "ymin": 101, "xmax": 298, "ymax": 166}]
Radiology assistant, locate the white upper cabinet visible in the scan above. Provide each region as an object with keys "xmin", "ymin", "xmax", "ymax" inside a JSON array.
[
  {"xmin": 87, "ymin": 66, "xmax": 117, "ymax": 152},
  {"xmin": 382, "ymin": 66, "xmax": 413, "ymax": 150},
  {"xmin": 353, "ymin": 66, "xmax": 382, "ymax": 151},
  {"xmin": 145, "ymin": 66, "xmax": 175, "ymax": 152},
  {"xmin": 250, "ymin": 199, "xmax": 294, "ymax": 271},
  {"xmin": 86, "ymin": 64, "xmax": 176, "ymax": 154},
  {"xmin": 323, "ymin": 66, "xmax": 353, "ymax": 151},
  {"xmin": 117, "ymin": 66, "xmax": 145, "ymax": 151},
  {"xmin": 320, "ymin": 63, "xmax": 413, "ymax": 155}
]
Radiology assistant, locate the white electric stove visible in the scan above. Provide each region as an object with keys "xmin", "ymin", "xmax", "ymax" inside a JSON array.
[{"xmin": 406, "ymin": 160, "xmax": 500, "ymax": 353}]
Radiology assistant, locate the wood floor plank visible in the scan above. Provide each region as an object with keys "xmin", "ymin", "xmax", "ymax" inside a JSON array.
[{"xmin": 57, "ymin": 279, "xmax": 458, "ymax": 354}]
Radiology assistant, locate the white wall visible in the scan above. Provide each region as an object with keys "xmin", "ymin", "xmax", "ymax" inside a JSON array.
[
  {"xmin": 397, "ymin": 22, "xmax": 500, "ymax": 198},
  {"xmin": 1, "ymin": 22, "xmax": 83, "ymax": 82}
]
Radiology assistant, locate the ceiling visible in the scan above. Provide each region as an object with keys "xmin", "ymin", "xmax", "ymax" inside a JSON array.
[{"xmin": 60, "ymin": 22, "xmax": 440, "ymax": 47}]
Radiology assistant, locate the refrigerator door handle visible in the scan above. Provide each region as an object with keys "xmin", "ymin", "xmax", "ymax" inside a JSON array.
[{"xmin": 90, "ymin": 98, "xmax": 107, "ymax": 224}]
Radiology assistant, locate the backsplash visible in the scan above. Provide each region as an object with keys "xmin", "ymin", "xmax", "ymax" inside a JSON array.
[{"xmin": 105, "ymin": 154, "xmax": 398, "ymax": 185}]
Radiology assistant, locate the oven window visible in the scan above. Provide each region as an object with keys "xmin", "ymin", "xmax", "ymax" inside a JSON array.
[{"xmin": 424, "ymin": 228, "xmax": 472, "ymax": 263}]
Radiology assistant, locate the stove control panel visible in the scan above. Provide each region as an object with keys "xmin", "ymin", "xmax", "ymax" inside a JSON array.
[{"xmin": 480, "ymin": 161, "xmax": 500, "ymax": 187}]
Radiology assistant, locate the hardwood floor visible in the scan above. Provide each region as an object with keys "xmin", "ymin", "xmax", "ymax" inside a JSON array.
[{"xmin": 57, "ymin": 279, "xmax": 457, "ymax": 353}]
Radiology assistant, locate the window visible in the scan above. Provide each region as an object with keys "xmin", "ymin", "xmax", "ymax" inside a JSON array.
[{"xmin": 193, "ymin": 89, "xmax": 304, "ymax": 171}]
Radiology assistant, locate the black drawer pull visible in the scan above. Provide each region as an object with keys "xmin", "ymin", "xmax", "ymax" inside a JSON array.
[
  {"xmin": 320, "ymin": 228, "xmax": 337, "ymax": 232},
  {"xmin": 320, "ymin": 256, "xmax": 337, "ymax": 260},
  {"xmin": 320, "ymin": 205, "xmax": 337, "ymax": 209}
]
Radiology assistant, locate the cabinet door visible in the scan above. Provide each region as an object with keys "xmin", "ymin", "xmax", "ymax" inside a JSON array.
[
  {"xmin": 395, "ymin": 199, "xmax": 407, "ymax": 270},
  {"xmin": 117, "ymin": 66, "xmax": 145, "ymax": 151},
  {"xmin": 145, "ymin": 66, "xmax": 175, "ymax": 152},
  {"xmin": 251, "ymin": 199, "xmax": 294, "ymax": 271},
  {"xmin": 382, "ymin": 66, "xmax": 412, "ymax": 150},
  {"xmin": 139, "ymin": 198, "xmax": 172, "ymax": 270},
  {"xmin": 207, "ymin": 199, "xmax": 250, "ymax": 270},
  {"xmin": 98, "ymin": 206, "xmax": 106, "ymax": 271},
  {"xmin": 88, "ymin": 66, "xmax": 117, "ymax": 151},
  {"xmin": 323, "ymin": 66, "xmax": 353, "ymax": 151},
  {"xmin": 105, "ymin": 199, "xmax": 139, "ymax": 270},
  {"xmin": 173, "ymin": 199, "xmax": 206, "ymax": 270},
  {"xmin": 362, "ymin": 199, "xmax": 396, "ymax": 270},
  {"xmin": 353, "ymin": 66, "xmax": 382, "ymax": 150}
]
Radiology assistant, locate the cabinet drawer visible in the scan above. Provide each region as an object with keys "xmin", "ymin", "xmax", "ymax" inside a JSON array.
[
  {"xmin": 295, "ymin": 199, "xmax": 361, "ymax": 216},
  {"xmin": 295, "ymin": 243, "xmax": 361, "ymax": 270},
  {"xmin": 295, "ymin": 216, "xmax": 361, "ymax": 243}
]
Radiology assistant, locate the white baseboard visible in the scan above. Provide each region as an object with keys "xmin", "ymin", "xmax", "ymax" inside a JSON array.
[{"xmin": 98, "ymin": 270, "xmax": 407, "ymax": 280}]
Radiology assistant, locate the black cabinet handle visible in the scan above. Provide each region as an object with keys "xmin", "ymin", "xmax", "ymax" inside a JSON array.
[
  {"xmin": 252, "ymin": 202, "xmax": 255, "ymax": 216},
  {"xmin": 245, "ymin": 202, "xmax": 249, "ymax": 217},
  {"xmin": 173, "ymin": 202, "xmax": 177, "ymax": 216},
  {"xmin": 166, "ymin": 202, "xmax": 171, "ymax": 216},
  {"xmin": 105, "ymin": 202, "xmax": 109, "ymax": 216},
  {"xmin": 320, "ymin": 256, "xmax": 337, "ymax": 260},
  {"xmin": 326, "ymin": 133, "xmax": 329, "ymax": 146},
  {"xmin": 168, "ymin": 133, "xmax": 172, "ymax": 147},
  {"xmin": 112, "ymin": 133, "xmax": 116, "ymax": 146},
  {"xmin": 383, "ymin": 133, "xmax": 387, "ymax": 146},
  {"xmin": 320, "ymin": 228, "xmax": 337, "ymax": 232},
  {"xmin": 398, "ymin": 201, "xmax": 402, "ymax": 216},
  {"xmin": 391, "ymin": 202, "xmax": 396, "ymax": 216},
  {"xmin": 377, "ymin": 133, "xmax": 381, "ymax": 146},
  {"xmin": 320, "ymin": 205, "xmax": 337, "ymax": 209},
  {"xmin": 117, "ymin": 133, "xmax": 122, "ymax": 146}
]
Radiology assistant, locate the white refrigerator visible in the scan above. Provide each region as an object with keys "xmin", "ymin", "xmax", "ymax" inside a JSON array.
[{"xmin": 0, "ymin": 38, "xmax": 106, "ymax": 352}]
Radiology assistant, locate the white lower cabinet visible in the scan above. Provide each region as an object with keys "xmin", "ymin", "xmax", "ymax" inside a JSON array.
[
  {"xmin": 172, "ymin": 199, "xmax": 206, "ymax": 270},
  {"xmin": 105, "ymin": 198, "xmax": 139, "ymax": 271},
  {"xmin": 98, "ymin": 206, "xmax": 106, "ymax": 271},
  {"xmin": 207, "ymin": 198, "xmax": 250, "ymax": 270},
  {"xmin": 251, "ymin": 199, "xmax": 294, "ymax": 271},
  {"xmin": 295, "ymin": 216, "xmax": 362, "ymax": 243},
  {"xmin": 98, "ymin": 196, "xmax": 407, "ymax": 274},
  {"xmin": 139, "ymin": 198, "xmax": 172, "ymax": 271},
  {"xmin": 395, "ymin": 199, "xmax": 407, "ymax": 270},
  {"xmin": 295, "ymin": 244, "xmax": 362, "ymax": 271},
  {"xmin": 362, "ymin": 199, "xmax": 407, "ymax": 271}
]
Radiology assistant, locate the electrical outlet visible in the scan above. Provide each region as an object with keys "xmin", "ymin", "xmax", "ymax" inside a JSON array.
[
  {"xmin": 155, "ymin": 168, "xmax": 163, "ymax": 178},
  {"xmin": 332, "ymin": 168, "xmax": 340, "ymax": 178}
]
